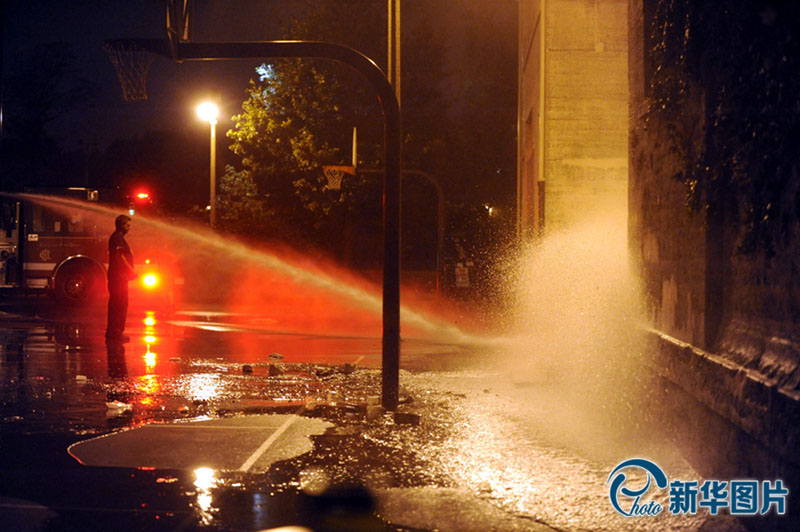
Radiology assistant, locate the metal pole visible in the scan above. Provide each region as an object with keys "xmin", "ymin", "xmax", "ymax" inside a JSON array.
[
  {"xmin": 360, "ymin": 169, "xmax": 444, "ymax": 298},
  {"xmin": 174, "ymin": 41, "xmax": 402, "ymax": 410},
  {"xmin": 209, "ymin": 119, "xmax": 216, "ymax": 228},
  {"xmin": 388, "ymin": 0, "xmax": 401, "ymax": 107},
  {"xmin": 352, "ymin": 126, "xmax": 357, "ymax": 168}
]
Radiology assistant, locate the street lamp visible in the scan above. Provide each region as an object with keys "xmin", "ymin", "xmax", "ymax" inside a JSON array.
[{"xmin": 196, "ymin": 101, "xmax": 219, "ymax": 227}]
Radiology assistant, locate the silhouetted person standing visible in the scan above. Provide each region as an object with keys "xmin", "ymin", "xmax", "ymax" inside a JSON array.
[{"xmin": 105, "ymin": 215, "xmax": 136, "ymax": 343}]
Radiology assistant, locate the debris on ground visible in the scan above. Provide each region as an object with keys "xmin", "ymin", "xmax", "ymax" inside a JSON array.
[{"xmin": 105, "ymin": 401, "xmax": 132, "ymax": 415}]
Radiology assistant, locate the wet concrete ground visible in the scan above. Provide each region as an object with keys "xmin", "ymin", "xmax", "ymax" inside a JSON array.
[{"xmin": 0, "ymin": 297, "xmax": 752, "ymax": 531}]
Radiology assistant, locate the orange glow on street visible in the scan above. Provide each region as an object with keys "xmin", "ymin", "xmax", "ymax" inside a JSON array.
[{"xmin": 136, "ymin": 374, "xmax": 160, "ymax": 397}]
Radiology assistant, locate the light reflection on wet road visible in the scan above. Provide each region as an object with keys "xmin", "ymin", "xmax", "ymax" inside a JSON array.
[
  {"xmin": 0, "ymin": 305, "xmax": 461, "ymax": 434},
  {"xmin": 0, "ymin": 304, "xmax": 746, "ymax": 531},
  {"xmin": 402, "ymin": 370, "xmax": 729, "ymax": 532}
]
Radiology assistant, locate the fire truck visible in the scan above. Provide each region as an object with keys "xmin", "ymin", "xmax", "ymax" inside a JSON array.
[{"xmin": 0, "ymin": 188, "xmax": 176, "ymax": 307}]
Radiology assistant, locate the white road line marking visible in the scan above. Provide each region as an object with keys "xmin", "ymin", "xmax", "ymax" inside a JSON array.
[{"xmin": 238, "ymin": 415, "xmax": 297, "ymax": 472}]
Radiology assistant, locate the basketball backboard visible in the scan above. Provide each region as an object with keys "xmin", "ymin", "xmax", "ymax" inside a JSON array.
[{"xmin": 166, "ymin": 0, "xmax": 193, "ymax": 55}]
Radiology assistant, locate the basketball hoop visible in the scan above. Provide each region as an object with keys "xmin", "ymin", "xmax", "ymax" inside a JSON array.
[
  {"xmin": 322, "ymin": 165, "xmax": 356, "ymax": 191},
  {"xmin": 104, "ymin": 40, "xmax": 155, "ymax": 102}
]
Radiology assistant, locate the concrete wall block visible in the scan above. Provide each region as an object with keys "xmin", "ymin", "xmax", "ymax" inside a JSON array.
[
  {"xmin": 548, "ymin": 162, "xmax": 628, "ymax": 185},
  {"xmin": 642, "ymin": 231, "xmax": 659, "ymax": 264},
  {"xmin": 547, "ymin": 0, "xmax": 628, "ymax": 52},
  {"xmin": 658, "ymin": 275, "xmax": 705, "ymax": 345},
  {"xmin": 771, "ymin": 388, "xmax": 800, "ymax": 458},
  {"xmin": 733, "ymin": 371, "xmax": 773, "ymax": 439},
  {"xmin": 546, "ymin": 0, "xmax": 596, "ymax": 51},
  {"xmin": 542, "ymin": 159, "xmax": 627, "ymax": 230},
  {"xmin": 597, "ymin": 0, "xmax": 628, "ymax": 52},
  {"xmin": 547, "ymin": 117, "xmax": 628, "ymax": 148},
  {"xmin": 718, "ymin": 315, "xmax": 800, "ymax": 393},
  {"xmin": 546, "ymin": 50, "xmax": 628, "ymax": 99},
  {"xmin": 546, "ymin": 121, "xmax": 628, "ymax": 159},
  {"xmin": 717, "ymin": 318, "xmax": 766, "ymax": 369},
  {"xmin": 727, "ymin": 235, "xmax": 800, "ymax": 324},
  {"xmin": 630, "ymin": 114, "xmax": 708, "ymax": 345},
  {"xmin": 652, "ymin": 332, "xmax": 800, "ymax": 470},
  {"xmin": 759, "ymin": 335, "xmax": 800, "ymax": 390},
  {"xmin": 548, "ymin": 96, "xmax": 628, "ymax": 123}
]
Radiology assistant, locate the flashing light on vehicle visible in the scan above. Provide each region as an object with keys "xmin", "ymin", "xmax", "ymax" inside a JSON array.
[
  {"xmin": 144, "ymin": 316, "xmax": 156, "ymax": 327},
  {"xmin": 144, "ymin": 350, "xmax": 156, "ymax": 370},
  {"xmin": 132, "ymin": 189, "xmax": 152, "ymax": 203},
  {"xmin": 142, "ymin": 273, "xmax": 158, "ymax": 288}
]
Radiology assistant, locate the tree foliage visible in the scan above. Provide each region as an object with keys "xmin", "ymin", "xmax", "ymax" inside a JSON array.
[
  {"xmin": 647, "ymin": 0, "xmax": 800, "ymax": 254},
  {"xmin": 222, "ymin": 0, "xmax": 518, "ymax": 263},
  {"xmin": 223, "ymin": 0, "xmax": 452, "ymax": 250},
  {"xmin": 216, "ymin": 166, "xmax": 268, "ymax": 238}
]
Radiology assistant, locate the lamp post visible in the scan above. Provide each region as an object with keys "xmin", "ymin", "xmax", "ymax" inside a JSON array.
[{"xmin": 196, "ymin": 101, "xmax": 219, "ymax": 228}]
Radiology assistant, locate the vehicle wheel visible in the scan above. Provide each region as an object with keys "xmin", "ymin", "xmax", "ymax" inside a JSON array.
[{"xmin": 54, "ymin": 260, "xmax": 105, "ymax": 306}]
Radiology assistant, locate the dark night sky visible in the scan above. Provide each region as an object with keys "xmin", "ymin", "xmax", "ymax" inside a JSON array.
[
  {"xmin": 2, "ymin": 0, "xmax": 308, "ymax": 152},
  {"xmin": 2, "ymin": 0, "xmax": 519, "ymax": 206}
]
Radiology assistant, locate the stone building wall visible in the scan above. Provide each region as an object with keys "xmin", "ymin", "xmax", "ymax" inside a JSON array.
[
  {"xmin": 518, "ymin": 0, "xmax": 628, "ymax": 236},
  {"xmin": 627, "ymin": 0, "xmax": 710, "ymax": 349},
  {"xmin": 628, "ymin": 0, "xmax": 800, "ymax": 392},
  {"xmin": 628, "ymin": 3, "xmax": 800, "ymax": 523},
  {"xmin": 544, "ymin": 0, "xmax": 628, "ymax": 231}
]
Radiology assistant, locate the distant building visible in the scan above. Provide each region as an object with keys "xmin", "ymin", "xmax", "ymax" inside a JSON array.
[{"xmin": 516, "ymin": 0, "xmax": 628, "ymax": 237}]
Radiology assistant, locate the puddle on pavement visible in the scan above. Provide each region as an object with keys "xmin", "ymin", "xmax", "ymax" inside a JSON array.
[{"xmin": 0, "ymin": 310, "xmax": 433, "ymax": 530}]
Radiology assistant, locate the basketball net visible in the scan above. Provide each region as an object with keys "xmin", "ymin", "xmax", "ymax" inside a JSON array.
[
  {"xmin": 322, "ymin": 165, "xmax": 356, "ymax": 191},
  {"xmin": 104, "ymin": 41, "xmax": 154, "ymax": 102}
]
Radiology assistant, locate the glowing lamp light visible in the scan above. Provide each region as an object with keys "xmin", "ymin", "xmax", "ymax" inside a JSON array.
[
  {"xmin": 143, "ymin": 274, "xmax": 158, "ymax": 288},
  {"xmin": 144, "ymin": 316, "xmax": 156, "ymax": 327},
  {"xmin": 196, "ymin": 102, "xmax": 219, "ymax": 124}
]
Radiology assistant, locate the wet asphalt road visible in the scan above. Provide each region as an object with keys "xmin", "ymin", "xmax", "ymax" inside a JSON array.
[
  {"xmin": 0, "ymin": 297, "xmax": 479, "ymax": 532},
  {"xmin": 0, "ymin": 297, "xmax": 750, "ymax": 532}
]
